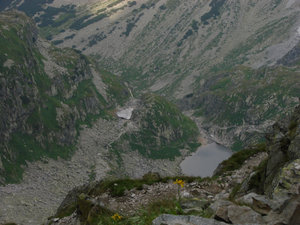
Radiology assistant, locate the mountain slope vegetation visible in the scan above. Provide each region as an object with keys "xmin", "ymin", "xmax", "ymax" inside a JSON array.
[
  {"xmin": 0, "ymin": 1, "xmax": 299, "ymax": 224},
  {"xmin": 1, "ymin": 0, "xmax": 299, "ymax": 148},
  {"xmin": 0, "ymin": 11, "xmax": 130, "ymax": 184}
]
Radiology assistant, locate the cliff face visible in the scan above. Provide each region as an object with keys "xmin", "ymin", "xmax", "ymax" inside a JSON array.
[
  {"xmin": 230, "ymin": 100, "xmax": 300, "ymax": 198},
  {"xmin": 0, "ymin": 11, "xmax": 129, "ymax": 184},
  {"xmin": 224, "ymin": 101, "xmax": 300, "ymax": 224},
  {"xmin": 260, "ymin": 100, "xmax": 300, "ymax": 196}
]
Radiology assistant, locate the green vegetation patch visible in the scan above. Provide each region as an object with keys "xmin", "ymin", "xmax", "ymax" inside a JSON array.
[
  {"xmin": 17, "ymin": 0, "xmax": 55, "ymax": 16},
  {"xmin": 70, "ymin": 13, "xmax": 107, "ymax": 30},
  {"xmin": 193, "ymin": 63, "xmax": 299, "ymax": 132},
  {"xmin": 210, "ymin": 77, "xmax": 231, "ymax": 90},
  {"xmin": 4, "ymin": 133, "xmax": 75, "ymax": 183},
  {"xmin": 248, "ymin": 159, "xmax": 268, "ymax": 194},
  {"xmin": 215, "ymin": 143, "xmax": 266, "ymax": 176},
  {"xmin": 91, "ymin": 174, "xmax": 209, "ymax": 197},
  {"xmin": 201, "ymin": 0, "xmax": 226, "ymax": 25},
  {"xmin": 37, "ymin": 5, "xmax": 76, "ymax": 28},
  {"xmin": 0, "ymin": 24, "xmax": 28, "ymax": 64},
  {"xmin": 107, "ymin": 0, "xmax": 125, "ymax": 8},
  {"xmin": 165, "ymin": 0, "xmax": 181, "ymax": 11},
  {"xmin": 97, "ymin": 68, "xmax": 130, "ymax": 106},
  {"xmin": 82, "ymin": 197, "xmax": 182, "ymax": 225},
  {"xmin": 55, "ymin": 174, "xmax": 215, "ymax": 225},
  {"xmin": 0, "ymin": 21, "xmax": 117, "ymax": 184},
  {"xmin": 111, "ymin": 94, "xmax": 200, "ymax": 161}
]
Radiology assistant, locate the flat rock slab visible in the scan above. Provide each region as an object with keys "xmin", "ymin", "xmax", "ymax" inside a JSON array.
[
  {"xmin": 227, "ymin": 205, "xmax": 265, "ymax": 225},
  {"xmin": 152, "ymin": 214, "xmax": 228, "ymax": 225},
  {"xmin": 237, "ymin": 192, "xmax": 272, "ymax": 215}
]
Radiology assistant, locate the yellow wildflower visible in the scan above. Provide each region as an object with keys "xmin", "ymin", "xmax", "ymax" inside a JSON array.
[
  {"xmin": 111, "ymin": 213, "xmax": 122, "ymax": 221},
  {"xmin": 173, "ymin": 179, "xmax": 185, "ymax": 188}
]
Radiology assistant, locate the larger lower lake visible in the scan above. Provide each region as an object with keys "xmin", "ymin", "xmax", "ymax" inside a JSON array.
[{"xmin": 180, "ymin": 143, "xmax": 232, "ymax": 177}]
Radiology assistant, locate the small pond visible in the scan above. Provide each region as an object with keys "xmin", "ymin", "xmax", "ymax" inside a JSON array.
[{"xmin": 180, "ymin": 143, "xmax": 232, "ymax": 177}]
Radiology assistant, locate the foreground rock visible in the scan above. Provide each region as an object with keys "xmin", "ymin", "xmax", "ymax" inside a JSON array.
[{"xmin": 152, "ymin": 214, "xmax": 228, "ymax": 225}]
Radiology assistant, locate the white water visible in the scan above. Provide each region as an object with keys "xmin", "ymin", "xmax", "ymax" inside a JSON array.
[{"xmin": 180, "ymin": 143, "xmax": 232, "ymax": 177}]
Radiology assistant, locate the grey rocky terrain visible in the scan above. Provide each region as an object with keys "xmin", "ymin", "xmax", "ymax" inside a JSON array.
[
  {"xmin": 0, "ymin": 1, "xmax": 300, "ymax": 224},
  {"xmin": 0, "ymin": 118, "xmax": 122, "ymax": 224},
  {"xmin": 48, "ymin": 102, "xmax": 300, "ymax": 225}
]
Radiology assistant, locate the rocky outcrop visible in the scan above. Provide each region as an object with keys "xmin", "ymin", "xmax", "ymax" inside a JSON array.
[
  {"xmin": 277, "ymin": 42, "xmax": 300, "ymax": 66},
  {"xmin": 263, "ymin": 101, "xmax": 300, "ymax": 196},
  {"xmin": 152, "ymin": 214, "xmax": 227, "ymax": 225},
  {"xmin": 227, "ymin": 102, "xmax": 300, "ymax": 225},
  {"xmin": 211, "ymin": 200, "xmax": 265, "ymax": 224}
]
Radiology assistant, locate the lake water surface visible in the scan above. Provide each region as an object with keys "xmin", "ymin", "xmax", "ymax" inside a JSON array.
[{"xmin": 180, "ymin": 143, "xmax": 232, "ymax": 177}]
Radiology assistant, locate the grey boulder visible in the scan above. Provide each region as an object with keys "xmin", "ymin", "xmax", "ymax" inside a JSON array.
[{"xmin": 152, "ymin": 214, "xmax": 228, "ymax": 225}]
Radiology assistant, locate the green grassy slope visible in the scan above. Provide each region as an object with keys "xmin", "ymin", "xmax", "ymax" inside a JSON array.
[{"xmin": 110, "ymin": 93, "xmax": 200, "ymax": 166}]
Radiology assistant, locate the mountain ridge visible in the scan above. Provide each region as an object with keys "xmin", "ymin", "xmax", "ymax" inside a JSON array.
[{"xmin": 1, "ymin": 0, "xmax": 299, "ymax": 148}]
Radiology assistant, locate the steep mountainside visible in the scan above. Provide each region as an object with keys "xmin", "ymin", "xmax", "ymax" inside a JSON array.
[
  {"xmin": 179, "ymin": 62, "xmax": 300, "ymax": 150},
  {"xmin": 0, "ymin": 11, "xmax": 130, "ymax": 184},
  {"xmin": 1, "ymin": 0, "xmax": 299, "ymax": 148},
  {"xmin": 4, "ymin": 0, "xmax": 299, "ymax": 91}
]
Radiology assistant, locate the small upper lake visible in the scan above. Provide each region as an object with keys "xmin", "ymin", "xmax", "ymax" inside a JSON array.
[{"xmin": 180, "ymin": 143, "xmax": 232, "ymax": 177}]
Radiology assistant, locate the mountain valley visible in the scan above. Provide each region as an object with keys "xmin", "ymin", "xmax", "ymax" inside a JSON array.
[{"xmin": 0, "ymin": 0, "xmax": 299, "ymax": 224}]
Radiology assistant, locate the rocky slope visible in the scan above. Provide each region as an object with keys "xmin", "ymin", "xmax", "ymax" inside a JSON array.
[
  {"xmin": 44, "ymin": 102, "xmax": 300, "ymax": 225},
  {"xmin": 0, "ymin": 10, "xmax": 129, "ymax": 184},
  {"xmin": 179, "ymin": 61, "xmax": 300, "ymax": 150},
  {"xmin": 0, "ymin": 1, "xmax": 299, "ymax": 224},
  {"xmin": 0, "ymin": 11, "xmax": 203, "ymax": 224},
  {"xmin": 1, "ymin": 0, "xmax": 299, "ymax": 148}
]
